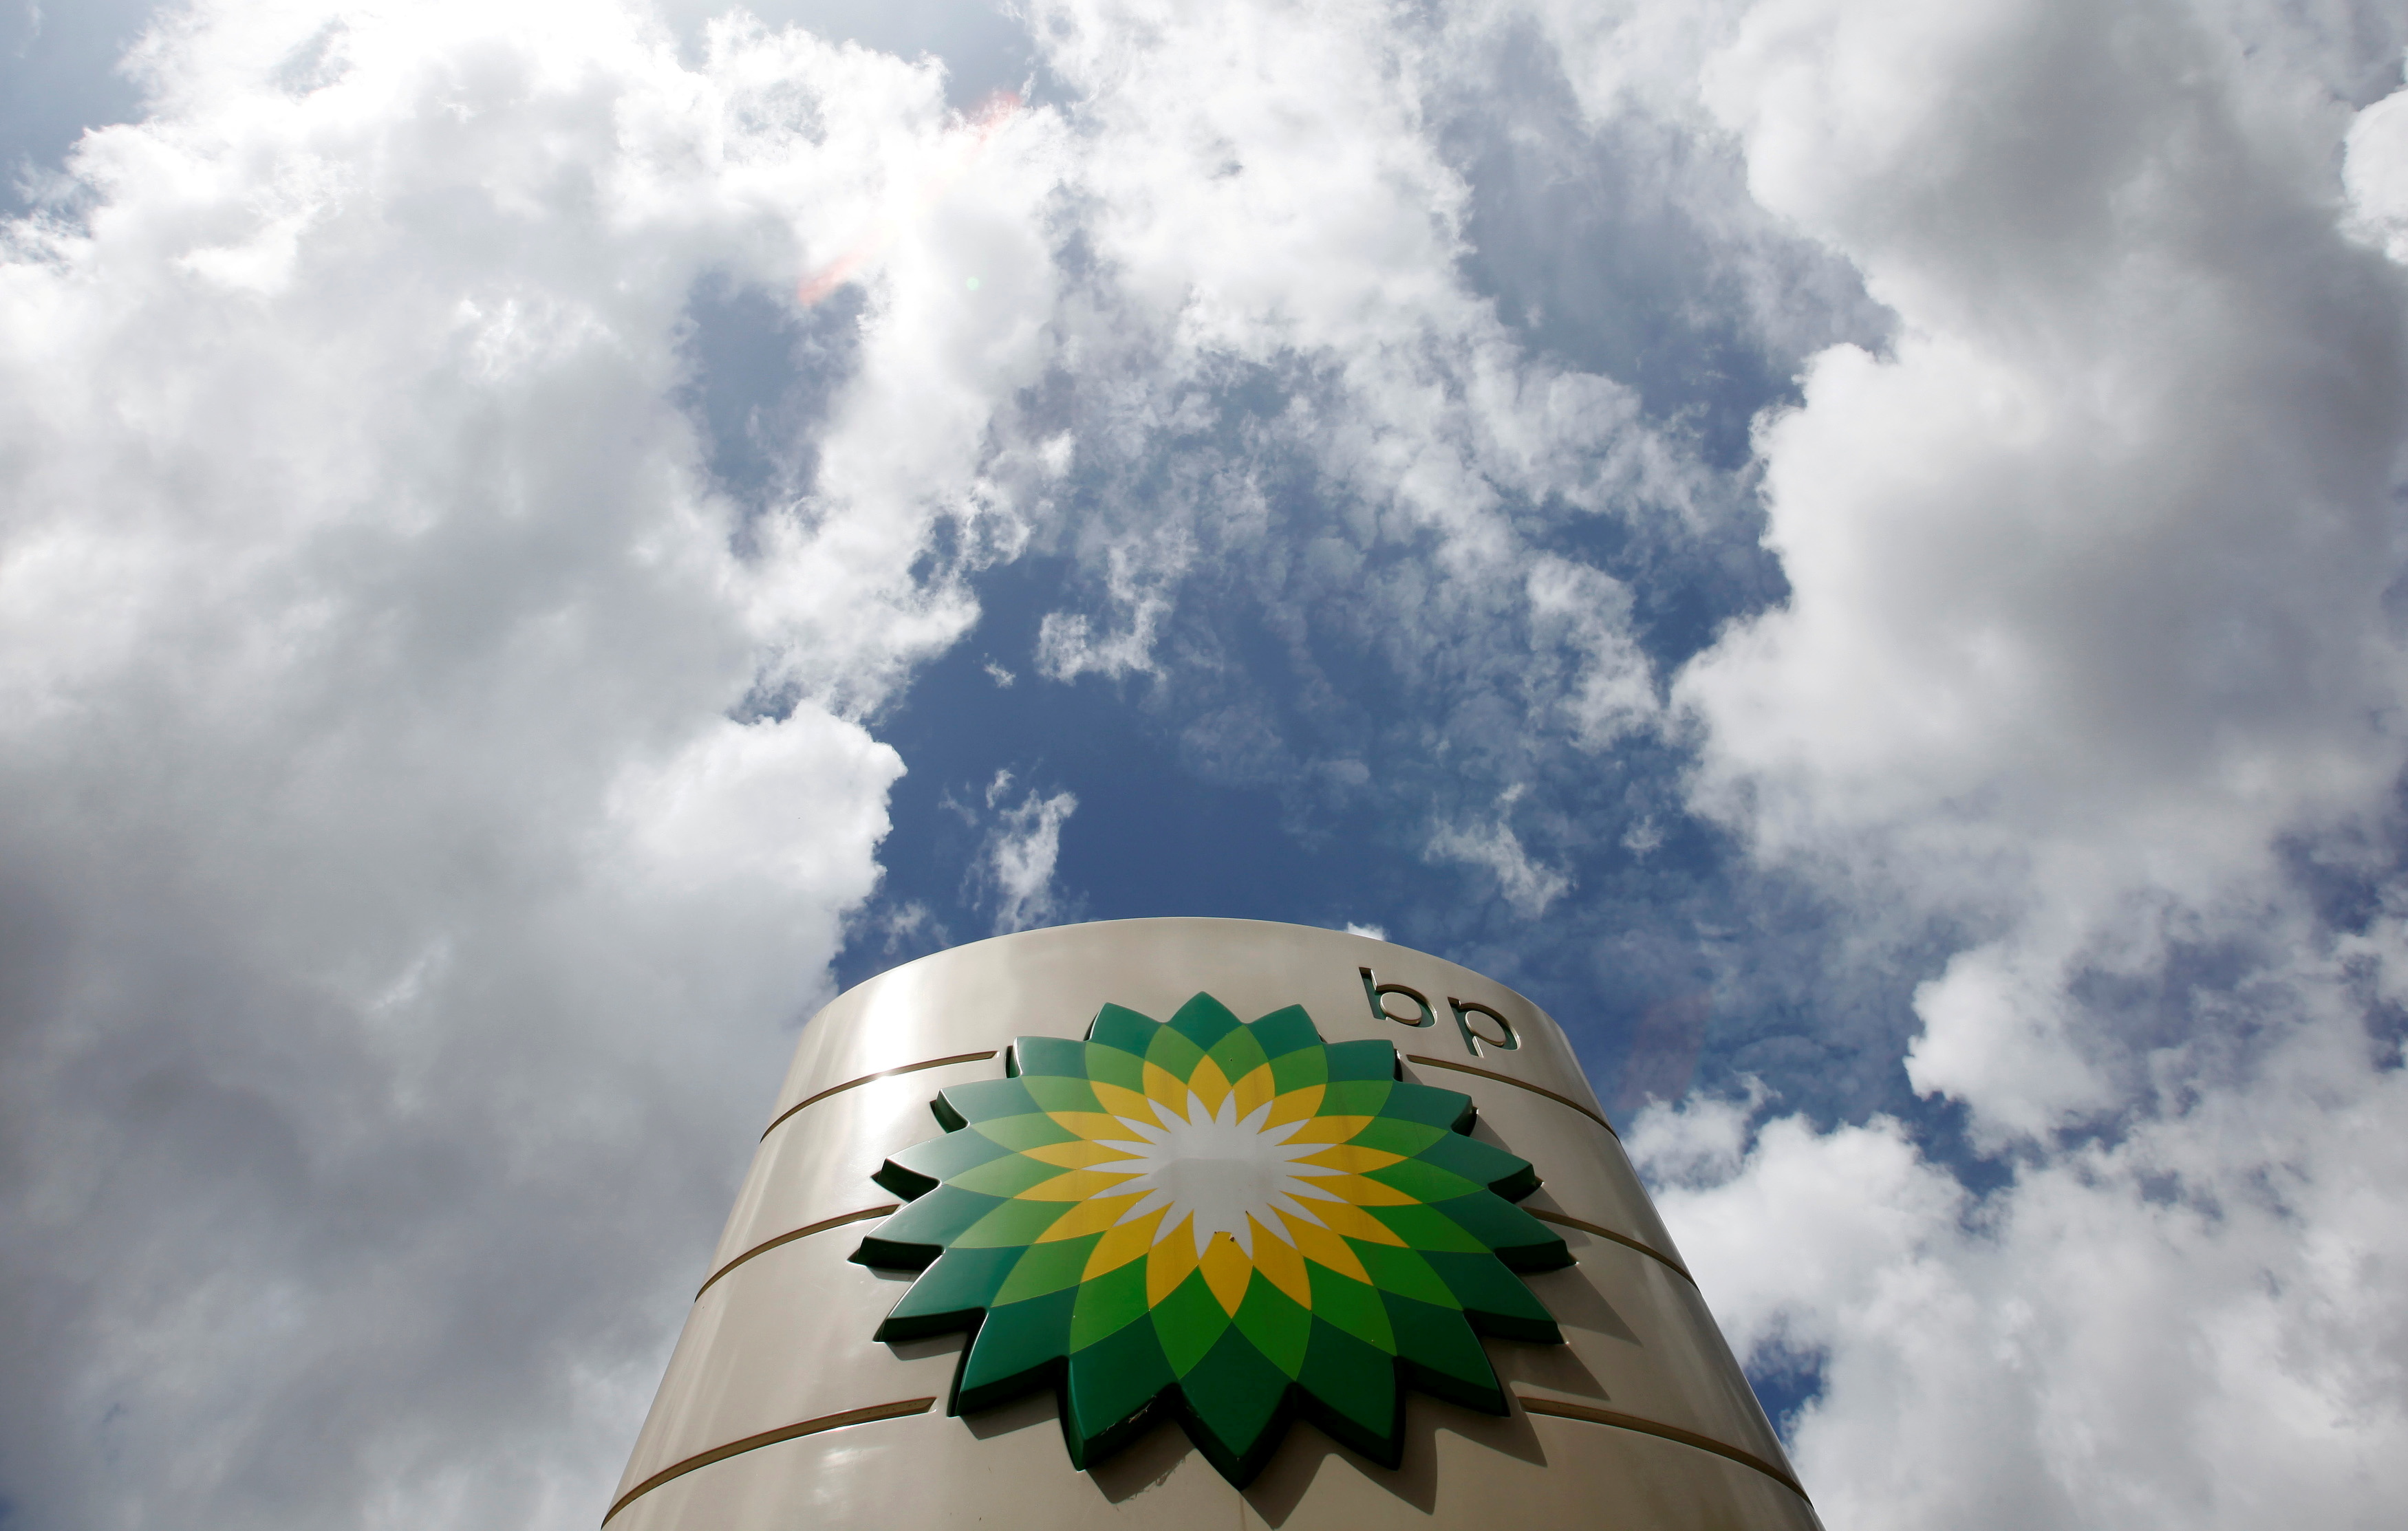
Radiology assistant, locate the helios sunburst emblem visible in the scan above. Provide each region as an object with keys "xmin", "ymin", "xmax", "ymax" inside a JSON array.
[{"xmin": 852, "ymin": 993, "xmax": 1571, "ymax": 1484}]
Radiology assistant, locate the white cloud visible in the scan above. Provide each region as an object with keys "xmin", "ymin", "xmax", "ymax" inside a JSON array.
[
  {"xmin": 1668, "ymin": 0, "xmax": 2408, "ymax": 1524},
  {"xmin": 2345, "ymin": 71, "xmax": 2408, "ymax": 262},
  {"xmin": 1682, "ymin": 0, "xmax": 2408, "ymax": 1135},
  {"xmin": 1428, "ymin": 785, "xmax": 1576, "ymax": 917},
  {"xmin": 0, "ymin": 3, "xmax": 1061, "ymax": 1526},
  {"xmin": 1007, "ymin": 0, "xmax": 1719, "ymax": 766},
  {"xmin": 1621, "ymin": 814, "xmax": 1664, "ymax": 857},
  {"xmin": 1639, "ymin": 993, "xmax": 2408, "ymax": 1530},
  {"xmin": 970, "ymin": 769, "xmax": 1079, "ymax": 933},
  {"xmin": 1525, "ymin": 552, "xmax": 1659, "ymax": 748},
  {"xmin": 14, "ymin": 1, "xmax": 2408, "ymax": 1528},
  {"xmin": 1032, "ymin": 532, "xmax": 1183, "ymax": 682}
]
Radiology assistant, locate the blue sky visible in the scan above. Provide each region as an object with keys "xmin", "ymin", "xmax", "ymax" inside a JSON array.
[{"xmin": 3, "ymin": 1, "xmax": 2407, "ymax": 1528}]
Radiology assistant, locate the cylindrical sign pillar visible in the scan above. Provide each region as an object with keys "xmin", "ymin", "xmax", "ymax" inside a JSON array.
[{"xmin": 608, "ymin": 919, "xmax": 1816, "ymax": 1530}]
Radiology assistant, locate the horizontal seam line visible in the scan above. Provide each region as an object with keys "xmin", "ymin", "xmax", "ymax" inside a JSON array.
[
  {"xmin": 602, "ymin": 1397, "xmax": 936, "ymax": 1525},
  {"xmin": 695, "ymin": 1206, "xmax": 899, "ymax": 1300},
  {"xmin": 760, "ymin": 1052, "xmax": 998, "ymax": 1141},
  {"xmin": 1524, "ymin": 1208, "xmax": 1694, "ymax": 1285},
  {"xmin": 1514, "ymin": 1394, "xmax": 1809, "ymax": 1503},
  {"xmin": 1404, "ymin": 1054, "xmax": 1618, "ymax": 1136}
]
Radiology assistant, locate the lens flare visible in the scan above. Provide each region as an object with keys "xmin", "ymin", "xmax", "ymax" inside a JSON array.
[{"xmin": 797, "ymin": 89, "xmax": 1023, "ymax": 307}]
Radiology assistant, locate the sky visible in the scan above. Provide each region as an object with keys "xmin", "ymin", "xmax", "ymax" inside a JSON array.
[{"xmin": 2, "ymin": 0, "xmax": 2406, "ymax": 1526}]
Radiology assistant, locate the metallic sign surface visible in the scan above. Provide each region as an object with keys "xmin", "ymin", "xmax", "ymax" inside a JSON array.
[{"xmin": 608, "ymin": 918, "xmax": 1820, "ymax": 1530}]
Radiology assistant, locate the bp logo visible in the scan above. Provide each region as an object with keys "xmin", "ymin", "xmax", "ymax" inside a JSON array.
[{"xmin": 852, "ymin": 993, "xmax": 1571, "ymax": 1485}]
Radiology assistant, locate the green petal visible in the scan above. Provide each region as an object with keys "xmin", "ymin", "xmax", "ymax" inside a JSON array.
[
  {"xmin": 1065, "ymin": 1320, "xmax": 1175, "ymax": 1466},
  {"xmin": 1010, "ymin": 1036, "xmax": 1089, "ymax": 1080},
  {"xmin": 938, "ymin": 1078, "xmax": 1042, "ymax": 1126},
  {"xmin": 854, "ymin": 1185, "xmax": 1002, "ymax": 1268},
  {"xmin": 954, "ymin": 1195, "xmax": 1081, "ymax": 1249},
  {"xmin": 1143, "ymin": 1024, "xmax": 1208, "ymax": 1083},
  {"xmin": 1361, "ymin": 1201, "xmax": 1489, "ymax": 1253},
  {"xmin": 1085, "ymin": 1003, "xmax": 1161, "ymax": 1055},
  {"xmin": 1415, "ymin": 1131, "xmax": 1542, "ymax": 1199},
  {"xmin": 1423, "ymin": 1193, "xmax": 1571, "ymax": 1273},
  {"xmin": 1384, "ymin": 1292, "xmax": 1505, "ymax": 1412},
  {"xmin": 1204, "ymin": 1023, "xmax": 1271, "ymax": 1089},
  {"xmin": 874, "ymin": 1245, "xmax": 1022, "ymax": 1340},
  {"xmin": 1419, "ymin": 1250, "xmax": 1563, "ymax": 1343},
  {"xmin": 1323, "ymin": 1039, "xmax": 1400, "ymax": 1083},
  {"xmin": 1268, "ymin": 1044, "xmax": 1329, "ymax": 1095},
  {"xmin": 1318, "ymin": 1078, "xmax": 1393, "ymax": 1118},
  {"xmin": 1175, "ymin": 1327, "xmax": 1291, "ymax": 1483},
  {"xmin": 1020, "ymin": 1074, "xmax": 1104, "ymax": 1114},
  {"xmin": 993, "ymin": 1233, "xmax": 1104, "ymax": 1305},
  {"xmin": 1231, "ymin": 1272, "xmax": 1313, "ymax": 1378},
  {"xmin": 1166, "ymin": 992, "xmax": 1245, "ymax": 1050},
  {"xmin": 947, "ymin": 1151, "xmax": 1077, "ymax": 1200},
  {"xmin": 1362, "ymin": 1157, "xmax": 1483, "ymax": 1204},
  {"xmin": 877, "ymin": 1130, "xmax": 1013, "ymax": 1200},
  {"xmin": 1244, "ymin": 1004, "xmax": 1322, "ymax": 1061},
  {"xmin": 1150, "ymin": 1268, "xmax": 1233, "ymax": 1376},
  {"xmin": 1348, "ymin": 1116, "xmax": 1448, "ymax": 1158},
  {"xmin": 957, "ymin": 1285, "xmax": 1077, "ymax": 1412},
  {"xmin": 1296, "ymin": 1319, "xmax": 1404, "ymax": 1459},
  {"xmin": 1382, "ymin": 1079, "xmax": 1478, "ymax": 1131},
  {"xmin": 1351, "ymin": 1241, "xmax": 1462, "ymax": 1309},
  {"xmin": 1304, "ymin": 1259, "xmax": 1397, "ymax": 1353},
  {"xmin": 1068, "ymin": 1255, "xmax": 1150, "ymax": 1351},
  {"xmin": 971, "ymin": 1111, "xmax": 1080, "ymax": 1152},
  {"xmin": 1082, "ymin": 1039, "xmax": 1148, "ymax": 1092}
]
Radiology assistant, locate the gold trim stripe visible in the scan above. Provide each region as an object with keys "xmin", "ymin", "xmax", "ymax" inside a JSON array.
[
  {"xmin": 696, "ymin": 1206, "xmax": 899, "ymax": 1300},
  {"xmin": 1525, "ymin": 1208, "xmax": 1694, "ymax": 1285},
  {"xmin": 1404, "ymin": 1054, "xmax": 1617, "ymax": 1136},
  {"xmin": 761, "ymin": 1051, "xmax": 999, "ymax": 1141},
  {"xmin": 603, "ymin": 1397, "xmax": 937, "ymax": 1525},
  {"xmin": 1515, "ymin": 1394, "xmax": 1809, "ymax": 1503}
]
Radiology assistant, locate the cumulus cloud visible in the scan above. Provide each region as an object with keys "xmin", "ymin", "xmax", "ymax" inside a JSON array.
[
  {"xmin": 1428, "ymin": 785, "xmax": 1578, "ymax": 917},
  {"xmin": 966, "ymin": 768, "xmax": 1080, "ymax": 933},
  {"xmin": 938, "ymin": 0, "xmax": 1769, "ymax": 981},
  {"xmin": 1638, "ymin": 988, "xmax": 2408, "ymax": 1528},
  {"xmin": 1681, "ymin": 0, "xmax": 2408, "ymax": 1127},
  {"xmin": 0, "ymin": 2, "xmax": 1062, "ymax": 1525},
  {"xmin": 2345, "ymin": 69, "xmax": 2408, "ymax": 261},
  {"xmin": 1031, "ymin": 534, "xmax": 1183, "ymax": 682},
  {"xmin": 1666, "ymin": 0, "xmax": 2408, "ymax": 1524},
  {"xmin": 15, "ymin": 0, "xmax": 2408, "ymax": 1527}
]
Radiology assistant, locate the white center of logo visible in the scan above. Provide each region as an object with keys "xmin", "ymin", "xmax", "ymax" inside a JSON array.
[{"xmin": 1089, "ymin": 1092, "xmax": 1346, "ymax": 1255}]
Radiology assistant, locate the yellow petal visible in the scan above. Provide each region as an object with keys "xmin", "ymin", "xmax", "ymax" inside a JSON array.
[
  {"xmin": 1247, "ymin": 1214, "xmax": 1313, "ymax": 1308},
  {"xmin": 1089, "ymin": 1081, "xmax": 1163, "ymax": 1131},
  {"xmin": 1231, "ymin": 1063, "xmax": 1277, "ymax": 1120},
  {"xmin": 1045, "ymin": 1110, "xmax": 1138, "ymax": 1144},
  {"xmin": 1021, "ymin": 1139, "xmax": 1137, "ymax": 1169},
  {"xmin": 1317, "ymin": 1172, "xmax": 1416, "ymax": 1206},
  {"xmin": 1186, "ymin": 1056, "xmax": 1233, "ymax": 1115},
  {"xmin": 1083, "ymin": 1206, "xmax": 1166, "ymax": 1279},
  {"xmin": 1036, "ymin": 1191, "xmax": 1152, "ymax": 1241},
  {"xmin": 1307, "ymin": 1199, "xmax": 1406, "ymax": 1246},
  {"xmin": 1146, "ymin": 1214, "xmax": 1201, "ymax": 1305},
  {"xmin": 1277, "ymin": 1208, "xmax": 1373, "ymax": 1283},
  {"xmin": 1199, "ymin": 1233, "xmax": 1253, "ymax": 1315},
  {"xmin": 1143, "ymin": 1062, "xmax": 1192, "ymax": 1113},
  {"xmin": 1296, "ymin": 1143, "xmax": 1404, "ymax": 1173},
  {"xmin": 1262, "ymin": 1084, "xmax": 1324, "ymax": 1128},
  {"xmin": 1285, "ymin": 1114, "xmax": 1373, "ymax": 1144},
  {"xmin": 1019, "ymin": 1168, "xmax": 1143, "ymax": 1202}
]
